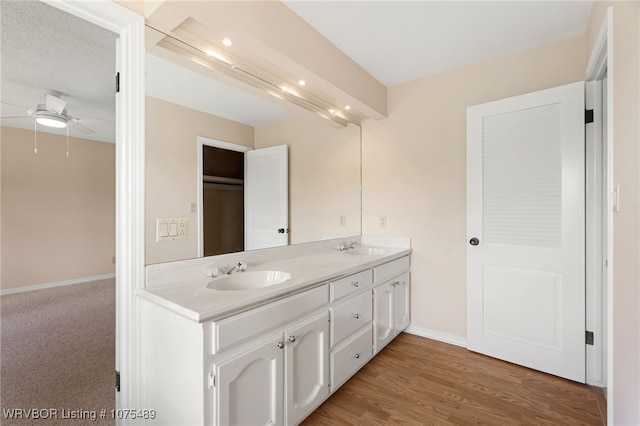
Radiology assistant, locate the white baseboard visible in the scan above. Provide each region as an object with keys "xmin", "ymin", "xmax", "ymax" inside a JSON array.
[
  {"xmin": 404, "ymin": 324, "xmax": 468, "ymax": 348},
  {"xmin": 0, "ymin": 273, "xmax": 116, "ymax": 296}
]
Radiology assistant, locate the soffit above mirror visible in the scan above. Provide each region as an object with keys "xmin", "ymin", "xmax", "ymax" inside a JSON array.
[{"xmin": 144, "ymin": 1, "xmax": 387, "ymax": 124}]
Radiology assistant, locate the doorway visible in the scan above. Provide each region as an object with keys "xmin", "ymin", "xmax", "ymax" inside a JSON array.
[
  {"xmin": 197, "ymin": 137, "xmax": 289, "ymax": 256},
  {"xmin": 202, "ymin": 145, "xmax": 246, "ymax": 256},
  {"xmin": 197, "ymin": 137, "xmax": 251, "ymax": 257}
]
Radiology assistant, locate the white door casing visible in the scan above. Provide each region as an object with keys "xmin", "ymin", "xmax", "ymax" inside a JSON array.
[
  {"xmin": 467, "ymin": 81, "xmax": 586, "ymax": 383},
  {"xmin": 41, "ymin": 0, "xmax": 146, "ymax": 418},
  {"xmin": 245, "ymin": 145, "xmax": 289, "ymax": 250}
]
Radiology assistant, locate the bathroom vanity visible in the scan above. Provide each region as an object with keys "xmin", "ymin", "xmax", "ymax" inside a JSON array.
[{"xmin": 138, "ymin": 237, "xmax": 410, "ymax": 425}]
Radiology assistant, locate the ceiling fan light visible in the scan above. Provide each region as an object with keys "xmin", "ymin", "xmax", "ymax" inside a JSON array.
[{"xmin": 36, "ymin": 114, "xmax": 67, "ymax": 128}]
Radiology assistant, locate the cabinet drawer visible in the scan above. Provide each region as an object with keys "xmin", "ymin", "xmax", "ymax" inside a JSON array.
[
  {"xmin": 330, "ymin": 325, "xmax": 372, "ymax": 392},
  {"xmin": 373, "ymin": 256, "xmax": 410, "ymax": 284},
  {"xmin": 212, "ymin": 285, "xmax": 328, "ymax": 353},
  {"xmin": 330, "ymin": 269, "xmax": 372, "ymax": 301},
  {"xmin": 331, "ymin": 291, "xmax": 372, "ymax": 347}
]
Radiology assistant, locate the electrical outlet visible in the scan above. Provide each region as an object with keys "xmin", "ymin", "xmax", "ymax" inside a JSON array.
[{"xmin": 379, "ymin": 216, "xmax": 387, "ymax": 227}]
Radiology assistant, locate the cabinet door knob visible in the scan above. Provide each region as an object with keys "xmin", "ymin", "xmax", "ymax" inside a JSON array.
[
  {"xmin": 352, "ymin": 281, "xmax": 359, "ymax": 287},
  {"xmin": 351, "ymin": 353, "xmax": 360, "ymax": 359},
  {"xmin": 276, "ymin": 341, "xmax": 284, "ymax": 349},
  {"xmin": 352, "ymin": 313, "xmax": 360, "ymax": 320},
  {"xmin": 288, "ymin": 335, "xmax": 296, "ymax": 343},
  {"xmin": 469, "ymin": 237, "xmax": 479, "ymax": 246}
]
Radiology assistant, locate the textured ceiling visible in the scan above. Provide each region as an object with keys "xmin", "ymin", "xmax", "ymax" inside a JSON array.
[
  {"xmin": 284, "ymin": 1, "xmax": 594, "ymax": 87},
  {"xmin": 0, "ymin": 0, "xmax": 290, "ymax": 144},
  {"xmin": 0, "ymin": 0, "xmax": 117, "ymax": 143}
]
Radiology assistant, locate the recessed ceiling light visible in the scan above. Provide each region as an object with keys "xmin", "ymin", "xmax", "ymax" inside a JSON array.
[
  {"xmin": 345, "ymin": 105, "xmax": 351, "ymax": 110},
  {"xmin": 298, "ymin": 80, "xmax": 306, "ymax": 86},
  {"xmin": 222, "ymin": 38, "xmax": 233, "ymax": 47}
]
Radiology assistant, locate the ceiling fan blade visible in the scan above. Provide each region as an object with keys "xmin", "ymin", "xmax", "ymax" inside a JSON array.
[
  {"xmin": 45, "ymin": 94, "xmax": 67, "ymax": 114},
  {"xmin": 70, "ymin": 120, "xmax": 96, "ymax": 134},
  {"xmin": 1, "ymin": 101, "xmax": 30, "ymax": 111},
  {"xmin": 0, "ymin": 114, "xmax": 32, "ymax": 119}
]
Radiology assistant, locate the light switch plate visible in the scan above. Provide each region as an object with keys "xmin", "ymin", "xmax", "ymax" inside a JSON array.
[{"xmin": 156, "ymin": 218, "xmax": 188, "ymax": 241}]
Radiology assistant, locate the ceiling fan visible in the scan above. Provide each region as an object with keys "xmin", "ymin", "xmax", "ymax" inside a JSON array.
[{"xmin": 1, "ymin": 90, "xmax": 95, "ymax": 134}]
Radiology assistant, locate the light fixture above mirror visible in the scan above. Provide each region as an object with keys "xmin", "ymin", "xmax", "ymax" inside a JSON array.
[{"xmin": 147, "ymin": 24, "xmax": 361, "ymax": 128}]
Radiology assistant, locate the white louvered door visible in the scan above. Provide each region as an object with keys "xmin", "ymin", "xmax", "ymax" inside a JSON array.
[
  {"xmin": 467, "ymin": 82, "xmax": 585, "ymax": 383},
  {"xmin": 245, "ymin": 145, "xmax": 288, "ymax": 250}
]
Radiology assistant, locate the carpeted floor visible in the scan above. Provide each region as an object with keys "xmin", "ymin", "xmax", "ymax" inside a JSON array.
[{"xmin": 1, "ymin": 279, "xmax": 115, "ymax": 425}]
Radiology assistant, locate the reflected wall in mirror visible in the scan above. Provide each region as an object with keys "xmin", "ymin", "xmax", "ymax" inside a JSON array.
[{"xmin": 145, "ymin": 27, "xmax": 362, "ymax": 265}]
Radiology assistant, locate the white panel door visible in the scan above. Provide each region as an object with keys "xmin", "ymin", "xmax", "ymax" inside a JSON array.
[
  {"xmin": 373, "ymin": 282, "xmax": 394, "ymax": 354},
  {"xmin": 467, "ymin": 81, "xmax": 585, "ymax": 383},
  {"xmin": 285, "ymin": 312, "xmax": 329, "ymax": 426},
  {"xmin": 245, "ymin": 145, "xmax": 288, "ymax": 250},
  {"xmin": 393, "ymin": 272, "xmax": 410, "ymax": 335},
  {"xmin": 215, "ymin": 336, "xmax": 284, "ymax": 426}
]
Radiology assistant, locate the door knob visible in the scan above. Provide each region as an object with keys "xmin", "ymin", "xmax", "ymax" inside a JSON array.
[
  {"xmin": 278, "ymin": 228, "xmax": 285, "ymax": 233},
  {"xmin": 288, "ymin": 335, "xmax": 296, "ymax": 343},
  {"xmin": 469, "ymin": 238, "xmax": 479, "ymax": 246}
]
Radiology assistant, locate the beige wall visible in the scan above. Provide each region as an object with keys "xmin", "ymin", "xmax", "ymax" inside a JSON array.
[
  {"xmin": 586, "ymin": 2, "xmax": 640, "ymax": 424},
  {"xmin": 1, "ymin": 126, "xmax": 116, "ymax": 290},
  {"xmin": 361, "ymin": 34, "xmax": 586, "ymax": 338},
  {"xmin": 145, "ymin": 96, "xmax": 254, "ymax": 265},
  {"xmin": 255, "ymin": 113, "xmax": 361, "ymax": 244}
]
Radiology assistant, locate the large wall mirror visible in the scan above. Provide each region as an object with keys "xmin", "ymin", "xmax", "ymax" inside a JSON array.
[{"xmin": 145, "ymin": 26, "xmax": 362, "ymax": 265}]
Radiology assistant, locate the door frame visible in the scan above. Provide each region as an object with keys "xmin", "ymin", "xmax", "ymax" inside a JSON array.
[
  {"xmin": 42, "ymin": 0, "xmax": 145, "ymax": 417},
  {"xmin": 196, "ymin": 136, "xmax": 251, "ymax": 257},
  {"xmin": 585, "ymin": 6, "xmax": 613, "ymax": 415}
]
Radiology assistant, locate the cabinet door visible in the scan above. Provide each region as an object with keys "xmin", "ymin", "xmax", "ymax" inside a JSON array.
[
  {"xmin": 394, "ymin": 272, "xmax": 410, "ymax": 335},
  {"xmin": 373, "ymin": 283, "xmax": 394, "ymax": 354},
  {"xmin": 214, "ymin": 336, "xmax": 284, "ymax": 426},
  {"xmin": 284, "ymin": 311, "xmax": 329, "ymax": 426}
]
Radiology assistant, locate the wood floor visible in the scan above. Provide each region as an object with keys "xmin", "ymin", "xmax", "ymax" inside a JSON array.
[{"xmin": 302, "ymin": 333, "xmax": 605, "ymax": 426}]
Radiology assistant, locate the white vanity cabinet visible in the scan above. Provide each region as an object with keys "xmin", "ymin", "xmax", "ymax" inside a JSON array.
[
  {"xmin": 373, "ymin": 257, "xmax": 411, "ymax": 354},
  {"xmin": 212, "ymin": 310, "xmax": 329, "ymax": 426},
  {"xmin": 140, "ymin": 250, "xmax": 411, "ymax": 426}
]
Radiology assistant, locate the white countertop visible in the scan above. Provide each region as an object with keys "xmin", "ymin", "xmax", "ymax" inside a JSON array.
[{"xmin": 137, "ymin": 247, "xmax": 411, "ymax": 323}]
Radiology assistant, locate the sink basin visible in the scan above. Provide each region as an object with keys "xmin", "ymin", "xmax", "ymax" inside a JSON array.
[
  {"xmin": 345, "ymin": 246, "xmax": 397, "ymax": 256},
  {"xmin": 207, "ymin": 271, "xmax": 292, "ymax": 291}
]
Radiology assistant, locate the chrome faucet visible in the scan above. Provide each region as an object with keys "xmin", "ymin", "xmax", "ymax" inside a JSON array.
[
  {"xmin": 221, "ymin": 262, "xmax": 247, "ymax": 275},
  {"xmin": 336, "ymin": 241, "xmax": 358, "ymax": 251},
  {"xmin": 207, "ymin": 262, "xmax": 247, "ymax": 278}
]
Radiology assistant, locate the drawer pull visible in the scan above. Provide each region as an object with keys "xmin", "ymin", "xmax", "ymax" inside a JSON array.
[
  {"xmin": 351, "ymin": 353, "xmax": 360, "ymax": 359},
  {"xmin": 392, "ymin": 280, "xmax": 400, "ymax": 287},
  {"xmin": 352, "ymin": 281, "xmax": 359, "ymax": 287},
  {"xmin": 277, "ymin": 341, "xmax": 284, "ymax": 349},
  {"xmin": 352, "ymin": 313, "xmax": 360, "ymax": 320},
  {"xmin": 288, "ymin": 335, "xmax": 296, "ymax": 343}
]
